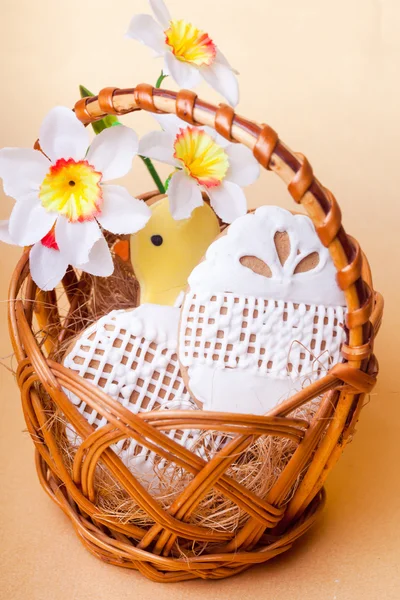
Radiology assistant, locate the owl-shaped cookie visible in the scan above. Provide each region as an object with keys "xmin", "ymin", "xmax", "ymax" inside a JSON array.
[{"xmin": 178, "ymin": 206, "xmax": 347, "ymax": 415}]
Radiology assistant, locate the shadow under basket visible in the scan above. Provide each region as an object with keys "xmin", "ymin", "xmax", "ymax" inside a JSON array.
[{"xmin": 8, "ymin": 84, "xmax": 384, "ymax": 583}]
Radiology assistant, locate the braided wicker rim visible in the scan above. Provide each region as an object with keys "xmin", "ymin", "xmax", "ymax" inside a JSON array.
[{"xmin": 7, "ymin": 85, "xmax": 384, "ymax": 582}]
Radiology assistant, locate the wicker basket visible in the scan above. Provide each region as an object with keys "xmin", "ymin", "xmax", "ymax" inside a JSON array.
[{"xmin": 8, "ymin": 84, "xmax": 384, "ymax": 582}]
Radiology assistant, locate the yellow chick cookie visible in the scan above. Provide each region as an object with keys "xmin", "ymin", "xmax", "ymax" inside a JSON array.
[{"xmin": 130, "ymin": 195, "xmax": 220, "ymax": 305}]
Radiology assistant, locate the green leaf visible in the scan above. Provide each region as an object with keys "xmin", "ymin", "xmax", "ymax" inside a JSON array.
[
  {"xmin": 164, "ymin": 173, "xmax": 173, "ymax": 191},
  {"xmin": 79, "ymin": 84, "xmax": 93, "ymax": 98},
  {"xmin": 155, "ymin": 71, "xmax": 168, "ymax": 89},
  {"xmin": 79, "ymin": 84, "xmax": 122, "ymax": 135},
  {"xmin": 91, "ymin": 115, "xmax": 122, "ymax": 135}
]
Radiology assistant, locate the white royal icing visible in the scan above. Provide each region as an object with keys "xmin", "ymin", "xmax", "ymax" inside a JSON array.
[
  {"xmin": 63, "ymin": 304, "xmax": 204, "ymax": 490},
  {"xmin": 179, "ymin": 206, "xmax": 347, "ymax": 415},
  {"xmin": 188, "ymin": 206, "xmax": 345, "ymax": 307}
]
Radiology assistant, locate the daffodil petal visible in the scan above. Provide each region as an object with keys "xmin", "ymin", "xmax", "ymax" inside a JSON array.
[
  {"xmin": 9, "ymin": 194, "xmax": 57, "ymax": 246},
  {"xmin": 39, "ymin": 106, "xmax": 89, "ymax": 163},
  {"xmin": 167, "ymin": 170, "xmax": 203, "ymax": 220},
  {"xmin": 126, "ymin": 14, "xmax": 165, "ymax": 55},
  {"xmin": 203, "ymin": 126, "xmax": 230, "ymax": 148},
  {"xmin": 200, "ymin": 61, "xmax": 239, "ymax": 107},
  {"xmin": 164, "ymin": 52, "xmax": 202, "ymax": 88},
  {"xmin": 0, "ymin": 148, "xmax": 50, "ymax": 200},
  {"xmin": 151, "ymin": 113, "xmax": 186, "ymax": 137},
  {"xmin": 215, "ymin": 49, "xmax": 239, "ymax": 75},
  {"xmin": 225, "ymin": 145, "xmax": 260, "ymax": 187},
  {"xmin": 55, "ymin": 217, "xmax": 102, "ymax": 265},
  {"xmin": 78, "ymin": 236, "xmax": 114, "ymax": 277},
  {"xmin": 138, "ymin": 131, "xmax": 176, "ymax": 166},
  {"xmin": 149, "ymin": 0, "xmax": 171, "ymax": 28},
  {"xmin": 29, "ymin": 241, "xmax": 69, "ymax": 291},
  {"xmin": 0, "ymin": 220, "xmax": 12, "ymax": 244},
  {"xmin": 152, "ymin": 113, "xmax": 229, "ymax": 149},
  {"xmin": 86, "ymin": 125, "xmax": 138, "ymax": 181},
  {"xmin": 97, "ymin": 185, "xmax": 151, "ymax": 234},
  {"xmin": 207, "ymin": 181, "xmax": 247, "ymax": 223}
]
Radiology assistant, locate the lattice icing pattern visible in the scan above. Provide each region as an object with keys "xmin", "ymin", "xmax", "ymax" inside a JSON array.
[
  {"xmin": 178, "ymin": 205, "xmax": 347, "ymax": 415},
  {"xmin": 63, "ymin": 304, "xmax": 206, "ymax": 490}
]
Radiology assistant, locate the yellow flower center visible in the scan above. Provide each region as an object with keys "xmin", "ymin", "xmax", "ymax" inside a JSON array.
[
  {"xmin": 174, "ymin": 127, "xmax": 229, "ymax": 188},
  {"xmin": 39, "ymin": 158, "xmax": 103, "ymax": 222},
  {"xmin": 165, "ymin": 19, "xmax": 216, "ymax": 66}
]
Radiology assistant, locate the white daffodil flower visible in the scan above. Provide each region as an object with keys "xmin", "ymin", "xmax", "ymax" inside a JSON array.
[
  {"xmin": 126, "ymin": 0, "xmax": 239, "ymax": 106},
  {"xmin": 139, "ymin": 113, "xmax": 260, "ymax": 222},
  {"xmin": 0, "ymin": 221, "xmax": 114, "ymax": 291},
  {"xmin": 0, "ymin": 106, "xmax": 150, "ymax": 290}
]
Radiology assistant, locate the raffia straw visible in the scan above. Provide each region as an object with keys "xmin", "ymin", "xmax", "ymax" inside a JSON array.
[
  {"xmin": 51, "ymin": 394, "xmax": 320, "ymax": 548},
  {"xmin": 89, "ymin": 253, "xmax": 139, "ymax": 321},
  {"xmin": 50, "ymin": 253, "xmax": 139, "ymax": 362}
]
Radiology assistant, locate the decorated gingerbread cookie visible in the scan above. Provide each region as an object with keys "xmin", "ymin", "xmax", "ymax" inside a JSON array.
[
  {"xmin": 178, "ymin": 206, "xmax": 347, "ymax": 415},
  {"xmin": 63, "ymin": 303, "xmax": 202, "ymax": 488}
]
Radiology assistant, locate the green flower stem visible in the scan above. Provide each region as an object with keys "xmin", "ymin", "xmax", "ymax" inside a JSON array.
[
  {"xmin": 142, "ymin": 71, "xmax": 169, "ymax": 193},
  {"xmin": 155, "ymin": 71, "xmax": 168, "ymax": 88},
  {"xmin": 79, "ymin": 84, "xmax": 165, "ymax": 194},
  {"xmin": 140, "ymin": 156, "xmax": 165, "ymax": 194}
]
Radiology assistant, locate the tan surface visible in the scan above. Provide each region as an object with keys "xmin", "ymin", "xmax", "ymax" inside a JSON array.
[{"xmin": 0, "ymin": 0, "xmax": 399, "ymax": 598}]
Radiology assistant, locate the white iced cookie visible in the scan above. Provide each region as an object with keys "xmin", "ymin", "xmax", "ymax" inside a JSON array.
[
  {"xmin": 178, "ymin": 206, "xmax": 347, "ymax": 415},
  {"xmin": 63, "ymin": 303, "xmax": 201, "ymax": 491}
]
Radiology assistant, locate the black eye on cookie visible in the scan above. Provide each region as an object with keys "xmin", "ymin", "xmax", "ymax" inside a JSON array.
[{"xmin": 150, "ymin": 234, "xmax": 163, "ymax": 247}]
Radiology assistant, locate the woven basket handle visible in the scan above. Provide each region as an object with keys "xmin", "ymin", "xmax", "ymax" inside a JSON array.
[{"xmin": 74, "ymin": 84, "xmax": 374, "ymax": 373}]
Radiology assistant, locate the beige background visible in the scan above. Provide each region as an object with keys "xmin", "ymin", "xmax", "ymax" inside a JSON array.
[{"xmin": 0, "ymin": 0, "xmax": 399, "ymax": 598}]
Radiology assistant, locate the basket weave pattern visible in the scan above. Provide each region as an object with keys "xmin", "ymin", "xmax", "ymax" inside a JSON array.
[{"xmin": 8, "ymin": 84, "xmax": 383, "ymax": 582}]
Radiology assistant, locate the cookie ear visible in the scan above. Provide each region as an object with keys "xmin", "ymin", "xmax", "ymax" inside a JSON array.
[
  {"xmin": 238, "ymin": 229, "xmax": 292, "ymax": 279},
  {"xmin": 274, "ymin": 231, "xmax": 291, "ymax": 266},
  {"xmin": 240, "ymin": 255, "xmax": 272, "ymax": 278},
  {"xmin": 294, "ymin": 251, "xmax": 320, "ymax": 274}
]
